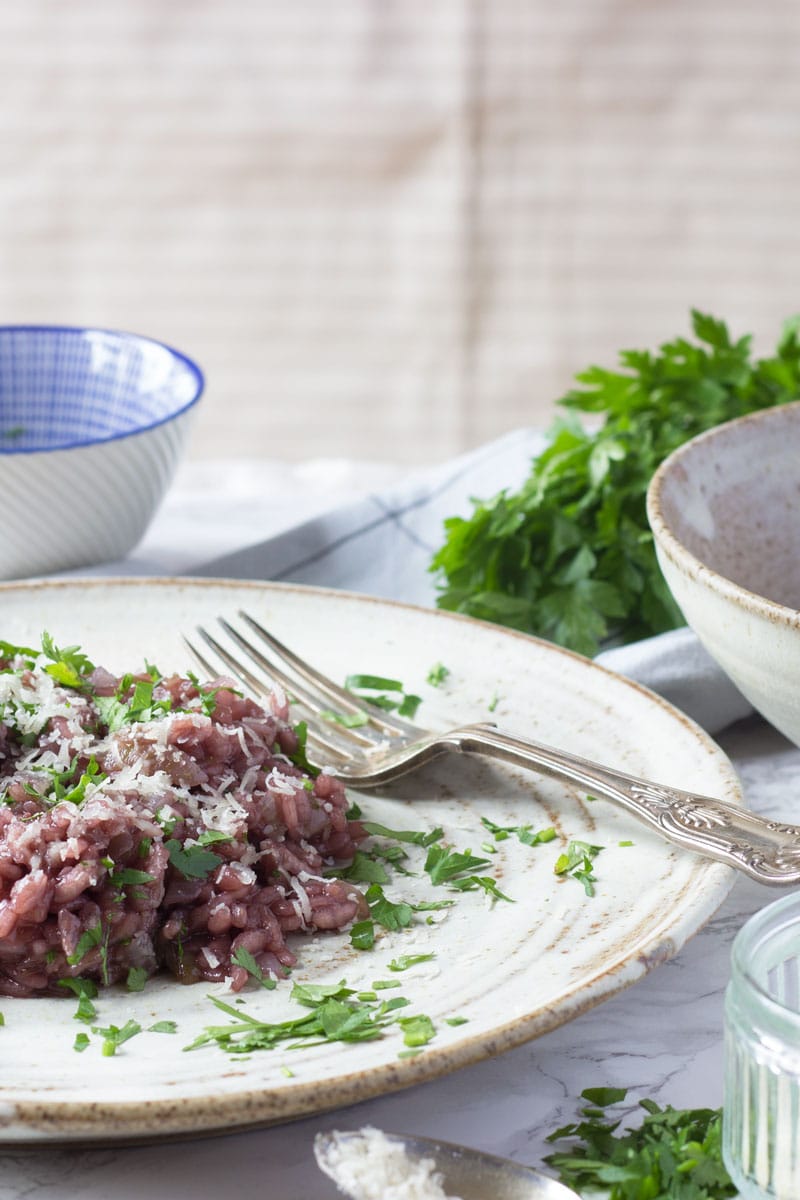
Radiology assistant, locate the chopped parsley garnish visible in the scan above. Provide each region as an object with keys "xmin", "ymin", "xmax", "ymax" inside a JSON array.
[
  {"xmin": 424, "ymin": 844, "xmax": 492, "ymax": 885},
  {"xmin": 426, "ymin": 662, "xmax": 449, "ymax": 687},
  {"xmin": 411, "ymin": 899, "xmax": 455, "ymax": 912},
  {"xmin": 185, "ymin": 979, "xmax": 434, "ymax": 1059},
  {"xmin": 387, "ymin": 953, "xmax": 435, "ymax": 971},
  {"xmin": 345, "ymin": 673, "xmax": 404, "ymax": 693},
  {"xmin": 361, "ymin": 821, "xmax": 443, "ymax": 848},
  {"xmin": 38, "ymin": 756, "xmax": 106, "ymax": 807},
  {"xmin": 350, "ymin": 920, "xmax": 376, "ymax": 951},
  {"xmin": 66, "ymin": 923, "xmax": 103, "ymax": 968},
  {"xmin": 186, "ymin": 988, "xmax": 386, "ymax": 1054},
  {"xmin": 94, "ymin": 676, "xmax": 172, "ymax": 732},
  {"xmin": 40, "ymin": 632, "xmax": 95, "ymax": 690},
  {"xmin": 184, "ymin": 673, "xmax": 222, "ymax": 716},
  {"xmin": 544, "ymin": 1086, "xmax": 735, "ymax": 1199},
  {"xmin": 125, "ymin": 966, "xmax": 149, "ymax": 992},
  {"xmin": 397, "ymin": 1013, "xmax": 436, "ymax": 1048},
  {"xmin": 481, "ymin": 817, "xmax": 557, "ymax": 847},
  {"xmin": 195, "ymin": 829, "xmax": 232, "ymax": 847},
  {"xmin": 320, "ymin": 708, "xmax": 369, "ymax": 728},
  {"xmin": 334, "ymin": 851, "xmax": 390, "ymax": 886},
  {"xmin": 65, "ymin": 922, "xmax": 110, "ymax": 983},
  {"xmin": 0, "ymin": 638, "xmax": 37, "ymax": 667},
  {"xmin": 58, "ymin": 976, "xmax": 99, "ymax": 1022},
  {"xmin": 364, "ymin": 884, "xmax": 413, "ymax": 931},
  {"xmin": 92, "ymin": 1019, "xmax": 142, "ymax": 1057},
  {"xmin": 165, "ymin": 838, "xmax": 222, "ymax": 880},
  {"xmin": 447, "ymin": 875, "xmax": 513, "ymax": 903},
  {"xmin": 109, "ymin": 867, "xmax": 155, "ymax": 889},
  {"xmin": 368, "ymin": 841, "xmax": 416, "ymax": 876},
  {"xmin": 554, "ymin": 840, "xmax": 605, "ymax": 896},
  {"xmin": 343, "ymin": 674, "xmax": 422, "ymax": 719},
  {"xmin": 287, "ymin": 720, "xmax": 319, "ymax": 776},
  {"xmin": 231, "ymin": 945, "xmax": 278, "ymax": 990}
]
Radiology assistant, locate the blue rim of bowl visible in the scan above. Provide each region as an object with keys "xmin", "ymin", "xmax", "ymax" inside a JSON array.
[{"xmin": 0, "ymin": 324, "xmax": 205, "ymax": 455}]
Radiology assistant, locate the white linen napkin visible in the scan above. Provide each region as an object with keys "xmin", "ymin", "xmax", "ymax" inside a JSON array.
[{"xmin": 192, "ymin": 429, "xmax": 753, "ymax": 737}]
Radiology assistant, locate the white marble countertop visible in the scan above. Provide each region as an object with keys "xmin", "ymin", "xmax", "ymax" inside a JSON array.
[{"xmin": 0, "ymin": 456, "xmax": 787, "ymax": 1198}]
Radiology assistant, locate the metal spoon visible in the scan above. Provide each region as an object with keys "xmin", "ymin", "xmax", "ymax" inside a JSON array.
[{"xmin": 314, "ymin": 1130, "xmax": 579, "ymax": 1200}]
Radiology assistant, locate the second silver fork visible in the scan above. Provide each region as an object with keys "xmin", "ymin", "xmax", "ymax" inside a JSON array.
[{"xmin": 185, "ymin": 611, "xmax": 800, "ymax": 887}]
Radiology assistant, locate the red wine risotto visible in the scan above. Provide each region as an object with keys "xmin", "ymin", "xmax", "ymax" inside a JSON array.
[{"xmin": 0, "ymin": 636, "xmax": 366, "ymax": 998}]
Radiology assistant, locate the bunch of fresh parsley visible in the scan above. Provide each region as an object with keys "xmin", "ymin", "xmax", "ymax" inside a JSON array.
[
  {"xmin": 544, "ymin": 1086, "xmax": 735, "ymax": 1199},
  {"xmin": 431, "ymin": 311, "xmax": 800, "ymax": 656}
]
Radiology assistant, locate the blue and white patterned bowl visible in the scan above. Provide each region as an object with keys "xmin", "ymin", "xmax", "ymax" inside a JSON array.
[{"xmin": 0, "ymin": 326, "xmax": 204, "ymax": 578}]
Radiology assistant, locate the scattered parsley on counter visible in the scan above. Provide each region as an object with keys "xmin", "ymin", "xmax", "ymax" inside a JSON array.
[
  {"xmin": 544, "ymin": 1086, "xmax": 735, "ymax": 1199},
  {"xmin": 431, "ymin": 311, "xmax": 800, "ymax": 655}
]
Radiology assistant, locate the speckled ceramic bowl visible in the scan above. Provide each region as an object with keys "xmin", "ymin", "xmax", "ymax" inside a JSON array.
[{"xmin": 647, "ymin": 401, "xmax": 800, "ymax": 748}]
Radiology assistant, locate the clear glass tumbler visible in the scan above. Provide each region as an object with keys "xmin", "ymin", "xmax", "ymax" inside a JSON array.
[{"xmin": 724, "ymin": 891, "xmax": 800, "ymax": 1198}]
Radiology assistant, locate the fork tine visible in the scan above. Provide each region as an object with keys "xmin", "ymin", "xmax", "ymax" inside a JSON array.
[
  {"xmin": 213, "ymin": 619, "xmax": 386, "ymax": 749},
  {"xmin": 183, "ymin": 631, "xmax": 363, "ymax": 765},
  {"xmin": 238, "ymin": 610, "xmax": 421, "ymax": 738}
]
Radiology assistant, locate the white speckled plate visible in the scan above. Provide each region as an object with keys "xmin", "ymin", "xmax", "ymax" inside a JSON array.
[{"xmin": 0, "ymin": 578, "xmax": 739, "ymax": 1144}]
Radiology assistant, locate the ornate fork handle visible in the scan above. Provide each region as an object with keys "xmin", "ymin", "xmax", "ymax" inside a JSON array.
[{"xmin": 439, "ymin": 725, "xmax": 800, "ymax": 886}]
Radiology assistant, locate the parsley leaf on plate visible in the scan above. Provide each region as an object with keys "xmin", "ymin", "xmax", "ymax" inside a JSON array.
[
  {"xmin": 554, "ymin": 840, "xmax": 604, "ymax": 896},
  {"xmin": 40, "ymin": 632, "xmax": 95, "ymax": 690}
]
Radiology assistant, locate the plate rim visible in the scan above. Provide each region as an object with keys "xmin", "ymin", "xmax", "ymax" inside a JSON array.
[{"xmin": 0, "ymin": 575, "xmax": 738, "ymax": 1142}]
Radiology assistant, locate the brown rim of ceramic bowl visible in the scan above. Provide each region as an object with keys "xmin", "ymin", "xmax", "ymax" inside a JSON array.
[{"xmin": 646, "ymin": 401, "xmax": 800, "ymax": 631}]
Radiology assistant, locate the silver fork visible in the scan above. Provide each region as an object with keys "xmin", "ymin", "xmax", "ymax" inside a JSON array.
[{"xmin": 184, "ymin": 610, "xmax": 800, "ymax": 887}]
